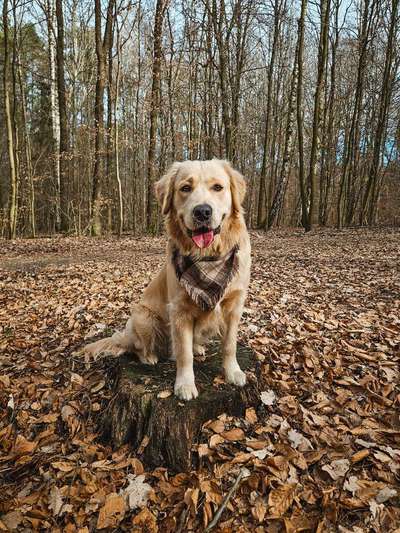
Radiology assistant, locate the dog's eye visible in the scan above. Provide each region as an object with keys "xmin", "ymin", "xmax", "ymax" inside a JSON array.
[
  {"xmin": 180, "ymin": 185, "xmax": 192, "ymax": 193},
  {"xmin": 212, "ymin": 184, "xmax": 223, "ymax": 191}
]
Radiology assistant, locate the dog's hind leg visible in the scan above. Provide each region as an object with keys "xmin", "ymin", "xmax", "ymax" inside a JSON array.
[{"xmin": 130, "ymin": 304, "xmax": 164, "ymax": 365}]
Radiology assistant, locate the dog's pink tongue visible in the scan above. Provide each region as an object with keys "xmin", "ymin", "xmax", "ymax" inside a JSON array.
[{"xmin": 192, "ymin": 230, "xmax": 214, "ymax": 248}]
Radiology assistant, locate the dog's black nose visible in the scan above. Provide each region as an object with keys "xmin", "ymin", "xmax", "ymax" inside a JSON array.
[{"xmin": 193, "ymin": 204, "xmax": 212, "ymax": 223}]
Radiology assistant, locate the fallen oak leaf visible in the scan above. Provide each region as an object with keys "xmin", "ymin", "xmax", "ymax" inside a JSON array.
[
  {"xmin": 322, "ymin": 459, "xmax": 350, "ymax": 481},
  {"xmin": 268, "ymin": 483, "xmax": 296, "ymax": 518},
  {"xmin": 120, "ymin": 474, "xmax": 153, "ymax": 510},
  {"xmin": 51, "ymin": 461, "xmax": 75, "ymax": 472},
  {"xmin": 205, "ymin": 419, "xmax": 225, "ymax": 433},
  {"xmin": 97, "ymin": 493, "xmax": 126, "ymax": 529},
  {"xmin": 251, "ymin": 496, "xmax": 267, "ymax": 523},
  {"xmin": 209, "ymin": 434, "xmax": 225, "ymax": 448},
  {"xmin": 343, "ymin": 476, "xmax": 359, "ymax": 495},
  {"xmin": 48, "ymin": 486, "xmax": 64, "ymax": 516},
  {"xmin": 0, "ymin": 511, "xmax": 24, "ymax": 531},
  {"xmin": 157, "ymin": 390, "xmax": 172, "ymax": 399},
  {"xmin": 221, "ymin": 428, "xmax": 245, "ymax": 441},
  {"xmin": 261, "ymin": 390, "xmax": 276, "ymax": 406},
  {"xmin": 13, "ymin": 435, "xmax": 37, "ymax": 456},
  {"xmin": 287, "ymin": 429, "xmax": 313, "ymax": 452},
  {"xmin": 132, "ymin": 508, "xmax": 158, "ymax": 531},
  {"xmin": 375, "ymin": 487, "xmax": 397, "ymax": 503}
]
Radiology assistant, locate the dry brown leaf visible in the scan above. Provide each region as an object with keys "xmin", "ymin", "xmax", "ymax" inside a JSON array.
[
  {"xmin": 245, "ymin": 407, "xmax": 258, "ymax": 424},
  {"xmin": 322, "ymin": 459, "xmax": 350, "ymax": 480},
  {"xmin": 351, "ymin": 449, "xmax": 370, "ymax": 463},
  {"xmin": 121, "ymin": 474, "xmax": 152, "ymax": 510},
  {"xmin": 13, "ymin": 435, "xmax": 37, "ymax": 456},
  {"xmin": 157, "ymin": 390, "xmax": 172, "ymax": 399},
  {"xmin": 97, "ymin": 493, "xmax": 126, "ymax": 529},
  {"xmin": 209, "ymin": 434, "xmax": 225, "ymax": 448},
  {"xmin": 268, "ymin": 483, "xmax": 296, "ymax": 517},
  {"xmin": 48, "ymin": 486, "xmax": 64, "ymax": 516},
  {"xmin": 51, "ymin": 461, "xmax": 75, "ymax": 472},
  {"xmin": 132, "ymin": 508, "xmax": 158, "ymax": 532},
  {"xmin": 1, "ymin": 511, "xmax": 23, "ymax": 531},
  {"xmin": 221, "ymin": 428, "xmax": 245, "ymax": 441},
  {"xmin": 251, "ymin": 497, "xmax": 267, "ymax": 523},
  {"xmin": 207, "ymin": 419, "xmax": 225, "ymax": 433}
]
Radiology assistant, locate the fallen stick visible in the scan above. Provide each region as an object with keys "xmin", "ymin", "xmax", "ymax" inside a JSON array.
[{"xmin": 204, "ymin": 468, "xmax": 246, "ymax": 532}]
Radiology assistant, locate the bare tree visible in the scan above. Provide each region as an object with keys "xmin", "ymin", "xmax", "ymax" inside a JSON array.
[
  {"xmin": 91, "ymin": 0, "xmax": 115, "ymax": 236},
  {"xmin": 362, "ymin": 0, "xmax": 399, "ymax": 224},
  {"xmin": 296, "ymin": 0, "xmax": 308, "ymax": 231},
  {"xmin": 146, "ymin": 0, "xmax": 170, "ymax": 232},
  {"xmin": 55, "ymin": 0, "xmax": 70, "ymax": 232},
  {"xmin": 2, "ymin": 0, "xmax": 18, "ymax": 238}
]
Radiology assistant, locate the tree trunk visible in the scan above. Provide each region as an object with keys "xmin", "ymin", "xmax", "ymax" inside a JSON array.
[
  {"xmin": 91, "ymin": 0, "xmax": 115, "ymax": 236},
  {"xmin": 296, "ymin": 0, "xmax": 308, "ymax": 231},
  {"xmin": 362, "ymin": 0, "xmax": 399, "ymax": 225},
  {"xmin": 44, "ymin": 0, "xmax": 61, "ymax": 232},
  {"xmin": 2, "ymin": 0, "xmax": 18, "ymax": 239},
  {"xmin": 305, "ymin": 0, "xmax": 330, "ymax": 231},
  {"xmin": 101, "ymin": 342, "xmax": 260, "ymax": 472},
  {"xmin": 257, "ymin": 0, "xmax": 282, "ymax": 227},
  {"xmin": 146, "ymin": 0, "xmax": 169, "ymax": 233},
  {"xmin": 114, "ymin": 16, "xmax": 123, "ymax": 237},
  {"xmin": 267, "ymin": 35, "xmax": 298, "ymax": 229},
  {"xmin": 55, "ymin": 0, "xmax": 69, "ymax": 232},
  {"xmin": 337, "ymin": 0, "xmax": 376, "ymax": 227},
  {"xmin": 319, "ymin": 0, "xmax": 340, "ymax": 226},
  {"xmin": 17, "ymin": 53, "xmax": 36, "ymax": 237}
]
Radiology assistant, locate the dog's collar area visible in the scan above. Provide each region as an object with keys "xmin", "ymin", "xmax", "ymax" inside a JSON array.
[{"xmin": 171, "ymin": 244, "xmax": 240, "ymax": 311}]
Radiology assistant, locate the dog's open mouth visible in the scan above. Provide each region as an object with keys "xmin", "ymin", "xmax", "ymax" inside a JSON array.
[{"xmin": 187, "ymin": 226, "xmax": 220, "ymax": 249}]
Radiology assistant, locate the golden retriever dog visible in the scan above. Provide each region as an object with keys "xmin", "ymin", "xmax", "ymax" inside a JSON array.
[{"xmin": 84, "ymin": 159, "xmax": 251, "ymax": 400}]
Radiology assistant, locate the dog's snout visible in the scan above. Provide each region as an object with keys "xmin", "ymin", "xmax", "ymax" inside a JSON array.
[{"xmin": 193, "ymin": 204, "xmax": 212, "ymax": 223}]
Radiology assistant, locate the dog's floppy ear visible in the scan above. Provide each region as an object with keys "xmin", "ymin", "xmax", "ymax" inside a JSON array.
[
  {"xmin": 154, "ymin": 162, "xmax": 181, "ymax": 215},
  {"xmin": 222, "ymin": 160, "xmax": 247, "ymax": 215}
]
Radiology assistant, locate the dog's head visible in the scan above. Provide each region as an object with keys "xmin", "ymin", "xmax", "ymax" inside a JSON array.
[{"xmin": 155, "ymin": 159, "xmax": 247, "ymax": 250}]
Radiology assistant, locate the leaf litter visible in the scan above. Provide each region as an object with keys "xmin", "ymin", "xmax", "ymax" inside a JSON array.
[{"xmin": 0, "ymin": 228, "xmax": 399, "ymax": 531}]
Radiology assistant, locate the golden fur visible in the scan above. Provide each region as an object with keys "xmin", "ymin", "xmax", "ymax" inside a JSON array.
[{"xmin": 84, "ymin": 159, "xmax": 251, "ymax": 400}]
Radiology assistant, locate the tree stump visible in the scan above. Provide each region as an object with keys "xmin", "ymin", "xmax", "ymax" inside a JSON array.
[{"xmin": 101, "ymin": 342, "xmax": 260, "ymax": 472}]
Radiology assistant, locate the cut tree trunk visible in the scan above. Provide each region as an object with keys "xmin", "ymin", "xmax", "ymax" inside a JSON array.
[{"xmin": 101, "ymin": 342, "xmax": 259, "ymax": 472}]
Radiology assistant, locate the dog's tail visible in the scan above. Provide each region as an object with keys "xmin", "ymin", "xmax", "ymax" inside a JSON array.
[
  {"xmin": 83, "ymin": 316, "xmax": 139, "ymax": 360},
  {"xmin": 83, "ymin": 304, "xmax": 168, "ymax": 362}
]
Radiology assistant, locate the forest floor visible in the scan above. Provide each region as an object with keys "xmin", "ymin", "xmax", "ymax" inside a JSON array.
[{"xmin": 0, "ymin": 228, "xmax": 399, "ymax": 533}]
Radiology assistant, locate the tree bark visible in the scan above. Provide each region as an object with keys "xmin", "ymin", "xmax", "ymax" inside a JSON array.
[
  {"xmin": 91, "ymin": 0, "xmax": 115, "ymax": 236},
  {"xmin": 101, "ymin": 342, "xmax": 259, "ymax": 472},
  {"xmin": 362, "ymin": 0, "xmax": 399, "ymax": 225},
  {"xmin": 257, "ymin": 0, "xmax": 283, "ymax": 227},
  {"xmin": 2, "ymin": 0, "xmax": 18, "ymax": 239},
  {"xmin": 146, "ymin": 0, "xmax": 169, "ymax": 233},
  {"xmin": 267, "ymin": 35, "xmax": 298, "ymax": 229},
  {"xmin": 296, "ymin": 0, "xmax": 308, "ymax": 231},
  {"xmin": 337, "ymin": 0, "xmax": 377, "ymax": 227},
  {"xmin": 55, "ymin": 0, "xmax": 69, "ymax": 232},
  {"xmin": 305, "ymin": 0, "xmax": 330, "ymax": 231}
]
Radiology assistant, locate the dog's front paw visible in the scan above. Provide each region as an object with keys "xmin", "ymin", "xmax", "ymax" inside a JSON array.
[
  {"xmin": 225, "ymin": 368, "xmax": 247, "ymax": 387},
  {"xmin": 174, "ymin": 380, "xmax": 198, "ymax": 400}
]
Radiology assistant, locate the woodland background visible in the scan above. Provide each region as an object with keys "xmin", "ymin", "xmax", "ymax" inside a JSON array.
[{"xmin": 1, "ymin": 0, "xmax": 399, "ymax": 239}]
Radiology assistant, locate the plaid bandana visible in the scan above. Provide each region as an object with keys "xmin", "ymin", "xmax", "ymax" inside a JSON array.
[{"xmin": 172, "ymin": 245, "xmax": 239, "ymax": 311}]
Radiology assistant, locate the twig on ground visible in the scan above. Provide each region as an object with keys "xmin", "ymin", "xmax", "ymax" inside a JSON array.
[{"xmin": 204, "ymin": 468, "xmax": 246, "ymax": 532}]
